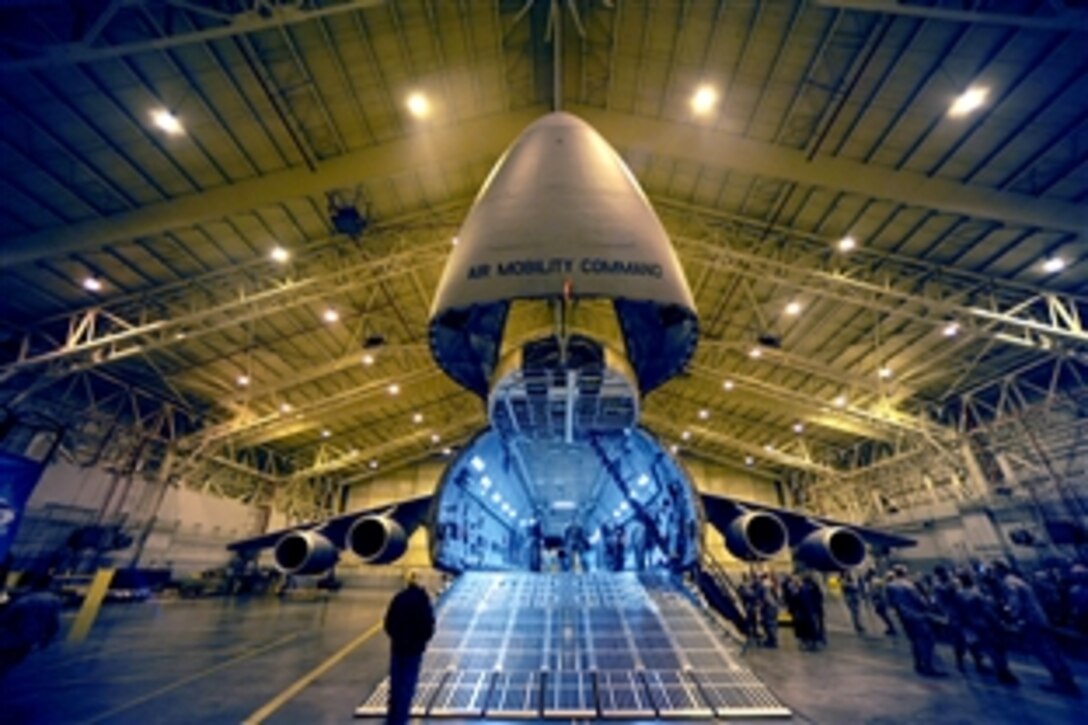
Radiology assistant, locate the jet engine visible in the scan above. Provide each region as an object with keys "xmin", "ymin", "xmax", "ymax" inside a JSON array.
[
  {"xmin": 273, "ymin": 529, "xmax": 339, "ymax": 575},
  {"xmin": 795, "ymin": 527, "xmax": 866, "ymax": 571},
  {"xmin": 347, "ymin": 515, "xmax": 408, "ymax": 564},
  {"xmin": 723, "ymin": 511, "xmax": 788, "ymax": 561}
]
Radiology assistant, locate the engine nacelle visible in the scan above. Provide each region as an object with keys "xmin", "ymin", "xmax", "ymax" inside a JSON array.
[
  {"xmin": 795, "ymin": 527, "xmax": 866, "ymax": 571},
  {"xmin": 273, "ymin": 530, "xmax": 339, "ymax": 575},
  {"xmin": 348, "ymin": 516, "xmax": 409, "ymax": 564},
  {"xmin": 724, "ymin": 511, "xmax": 788, "ymax": 561}
]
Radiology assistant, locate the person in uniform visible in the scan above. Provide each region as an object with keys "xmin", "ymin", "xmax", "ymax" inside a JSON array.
[
  {"xmin": 383, "ymin": 570, "xmax": 436, "ymax": 724},
  {"xmin": 956, "ymin": 569, "xmax": 1018, "ymax": 686},
  {"xmin": 867, "ymin": 569, "xmax": 897, "ymax": 636},
  {"xmin": 841, "ymin": 571, "xmax": 865, "ymax": 634},
  {"xmin": 886, "ymin": 565, "xmax": 945, "ymax": 677},
  {"xmin": 933, "ymin": 565, "xmax": 986, "ymax": 674}
]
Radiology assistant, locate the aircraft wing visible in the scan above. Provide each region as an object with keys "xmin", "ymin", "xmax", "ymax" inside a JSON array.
[
  {"xmin": 700, "ymin": 492, "xmax": 915, "ymax": 551},
  {"xmin": 227, "ymin": 494, "xmax": 433, "ymax": 554}
]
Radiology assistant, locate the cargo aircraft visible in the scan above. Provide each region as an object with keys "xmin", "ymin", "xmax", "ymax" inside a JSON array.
[{"xmin": 229, "ymin": 113, "xmax": 912, "ymax": 577}]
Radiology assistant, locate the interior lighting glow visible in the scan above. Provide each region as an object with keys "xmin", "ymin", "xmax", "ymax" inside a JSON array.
[
  {"xmin": 1042, "ymin": 257, "xmax": 1066, "ymax": 274},
  {"xmin": 723, "ymin": 379, "xmax": 735, "ymax": 391},
  {"xmin": 552, "ymin": 500, "xmax": 576, "ymax": 510},
  {"xmin": 745, "ymin": 455, "xmax": 755, "ymax": 466},
  {"xmin": 949, "ymin": 86, "xmax": 988, "ymax": 118},
  {"xmin": 785, "ymin": 301, "xmax": 802, "ymax": 316},
  {"xmin": 321, "ymin": 429, "xmax": 331, "ymax": 438},
  {"xmin": 387, "ymin": 383, "xmax": 400, "ymax": 395},
  {"xmin": 878, "ymin": 366, "xmax": 893, "ymax": 379},
  {"xmin": 441, "ymin": 447, "xmax": 452, "ymax": 456},
  {"xmin": 270, "ymin": 245, "xmax": 290, "ymax": 263},
  {"xmin": 749, "ymin": 346, "xmax": 763, "ymax": 359},
  {"xmin": 681, "ymin": 430, "xmax": 692, "ymax": 441},
  {"xmin": 470, "ymin": 455, "xmax": 486, "ymax": 472},
  {"xmin": 412, "ymin": 412, "xmax": 424, "ymax": 424},
  {"xmin": 833, "ymin": 394, "xmax": 847, "ymax": 408},
  {"xmin": 690, "ymin": 84, "xmax": 719, "ymax": 115},
  {"xmin": 451, "ymin": 236, "xmax": 460, "ymax": 247},
  {"xmin": 361, "ymin": 353, "xmax": 375, "ymax": 366},
  {"xmin": 151, "ymin": 108, "xmax": 183, "ymax": 135},
  {"xmin": 280, "ymin": 402, "xmax": 293, "ymax": 413},
  {"xmin": 637, "ymin": 474, "xmax": 650, "ymax": 487},
  {"xmin": 670, "ymin": 444, "xmax": 680, "ymax": 455},
  {"xmin": 793, "ymin": 422, "xmax": 804, "ymax": 434},
  {"xmin": 236, "ymin": 374, "xmax": 250, "ymax": 387},
  {"xmin": 82, "ymin": 276, "xmax": 103, "ymax": 292},
  {"xmin": 322, "ymin": 308, "xmax": 340, "ymax": 324},
  {"xmin": 480, "ymin": 476, "xmax": 492, "ymax": 489},
  {"xmin": 369, "ymin": 459, "xmax": 379, "ymax": 469},
  {"xmin": 942, "ymin": 321, "xmax": 960, "ymax": 337},
  {"xmin": 837, "ymin": 235, "xmax": 857, "ymax": 252},
  {"xmin": 491, "ymin": 492, "xmax": 501, "ymax": 503},
  {"xmin": 764, "ymin": 443, "xmax": 775, "ymax": 452},
  {"xmin": 698, "ymin": 409, "xmax": 710, "ymax": 420},
  {"xmin": 406, "ymin": 92, "xmax": 431, "ymax": 119},
  {"xmin": 430, "ymin": 433, "xmax": 441, "ymax": 444}
]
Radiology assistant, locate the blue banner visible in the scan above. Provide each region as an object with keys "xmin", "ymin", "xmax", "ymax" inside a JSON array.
[{"xmin": 0, "ymin": 452, "xmax": 44, "ymax": 562}]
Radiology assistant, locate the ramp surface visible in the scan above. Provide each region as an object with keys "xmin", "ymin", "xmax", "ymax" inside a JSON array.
[{"xmin": 355, "ymin": 572, "xmax": 789, "ymax": 719}]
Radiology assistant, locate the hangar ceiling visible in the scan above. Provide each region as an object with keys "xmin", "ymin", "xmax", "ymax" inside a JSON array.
[{"xmin": 0, "ymin": 0, "xmax": 1085, "ymax": 522}]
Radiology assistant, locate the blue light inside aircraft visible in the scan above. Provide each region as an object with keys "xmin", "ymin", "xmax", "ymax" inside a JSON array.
[{"xmin": 431, "ymin": 427, "xmax": 699, "ymax": 574}]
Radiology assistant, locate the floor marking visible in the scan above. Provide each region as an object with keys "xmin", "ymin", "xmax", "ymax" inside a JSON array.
[
  {"xmin": 243, "ymin": 620, "xmax": 383, "ymax": 724},
  {"xmin": 84, "ymin": 632, "xmax": 300, "ymax": 724}
]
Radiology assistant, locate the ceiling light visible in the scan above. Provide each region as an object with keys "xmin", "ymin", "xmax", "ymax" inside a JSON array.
[
  {"xmin": 764, "ymin": 443, "xmax": 775, "ymax": 452},
  {"xmin": 552, "ymin": 500, "xmax": 576, "ymax": 511},
  {"xmin": 837, "ymin": 235, "xmax": 857, "ymax": 252},
  {"xmin": 722, "ymin": 379, "xmax": 735, "ymax": 391},
  {"xmin": 749, "ymin": 347, "xmax": 763, "ymax": 359},
  {"xmin": 491, "ymin": 492, "xmax": 501, "ymax": 503},
  {"xmin": 451, "ymin": 236, "xmax": 459, "ymax": 247},
  {"xmin": 430, "ymin": 433, "xmax": 441, "ymax": 444},
  {"xmin": 878, "ymin": 366, "xmax": 893, "ymax": 380},
  {"xmin": 369, "ymin": 459, "xmax": 379, "ymax": 470},
  {"xmin": 744, "ymin": 455, "xmax": 754, "ymax": 466},
  {"xmin": 412, "ymin": 412, "xmax": 424, "ymax": 424},
  {"xmin": 1042, "ymin": 257, "xmax": 1066, "ymax": 274},
  {"xmin": 387, "ymin": 383, "xmax": 400, "ymax": 395},
  {"xmin": 441, "ymin": 447, "xmax": 452, "ymax": 456},
  {"xmin": 349, "ymin": 448, "xmax": 358, "ymax": 457},
  {"xmin": 833, "ymin": 394, "xmax": 847, "ymax": 408},
  {"xmin": 949, "ymin": 86, "xmax": 988, "ymax": 118},
  {"xmin": 406, "ymin": 92, "xmax": 431, "ymax": 119},
  {"xmin": 236, "ymin": 374, "xmax": 250, "ymax": 387},
  {"xmin": 322, "ymin": 308, "xmax": 340, "ymax": 324},
  {"xmin": 269, "ymin": 245, "xmax": 290, "ymax": 264},
  {"xmin": 681, "ymin": 430, "xmax": 692, "ymax": 442},
  {"xmin": 637, "ymin": 474, "xmax": 650, "ymax": 487},
  {"xmin": 690, "ymin": 84, "xmax": 719, "ymax": 115},
  {"xmin": 82, "ymin": 276, "xmax": 103, "ymax": 292},
  {"xmin": 669, "ymin": 444, "xmax": 679, "ymax": 455},
  {"xmin": 151, "ymin": 108, "xmax": 183, "ymax": 135},
  {"xmin": 793, "ymin": 422, "xmax": 804, "ymax": 434},
  {"xmin": 481, "ymin": 476, "xmax": 492, "ymax": 489},
  {"xmin": 698, "ymin": 409, "xmax": 709, "ymax": 420},
  {"xmin": 471, "ymin": 455, "xmax": 485, "ymax": 472},
  {"xmin": 321, "ymin": 429, "xmax": 331, "ymax": 439},
  {"xmin": 942, "ymin": 321, "xmax": 960, "ymax": 337},
  {"xmin": 361, "ymin": 353, "xmax": 375, "ymax": 366},
  {"xmin": 280, "ymin": 402, "xmax": 293, "ymax": 414},
  {"xmin": 784, "ymin": 301, "xmax": 802, "ymax": 316}
]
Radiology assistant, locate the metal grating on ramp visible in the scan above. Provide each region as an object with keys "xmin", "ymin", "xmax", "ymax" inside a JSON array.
[{"xmin": 355, "ymin": 572, "xmax": 789, "ymax": 719}]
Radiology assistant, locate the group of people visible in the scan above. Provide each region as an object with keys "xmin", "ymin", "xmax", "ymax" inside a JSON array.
[{"xmin": 736, "ymin": 571, "xmax": 827, "ymax": 651}]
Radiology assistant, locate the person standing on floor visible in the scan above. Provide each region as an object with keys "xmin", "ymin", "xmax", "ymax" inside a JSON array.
[
  {"xmin": 956, "ymin": 569, "xmax": 1018, "ymax": 686},
  {"xmin": 933, "ymin": 565, "xmax": 985, "ymax": 674},
  {"xmin": 867, "ymin": 569, "xmax": 898, "ymax": 636},
  {"xmin": 886, "ymin": 565, "xmax": 945, "ymax": 678},
  {"xmin": 384, "ymin": 570, "xmax": 436, "ymax": 724},
  {"xmin": 841, "ymin": 571, "xmax": 865, "ymax": 634}
]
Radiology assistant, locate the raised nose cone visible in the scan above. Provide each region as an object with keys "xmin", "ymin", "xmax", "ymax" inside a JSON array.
[{"xmin": 429, "ymin": 111, "xmax": 698, "ymax": 399}]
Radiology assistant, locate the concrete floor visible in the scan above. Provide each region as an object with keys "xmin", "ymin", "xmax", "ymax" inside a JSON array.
[{"xmin": 2, "ymin": 582, "xmax": 1084, "ymax": 724}]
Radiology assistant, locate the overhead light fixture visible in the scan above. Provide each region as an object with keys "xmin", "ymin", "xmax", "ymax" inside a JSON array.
[
  {"xmin": 637, "ymin": 474, "xmax": 650, "ymax": 487},
  {"xmin": 1042, "ymin": 257, "xmax": 1066, "ymax": 274},
  {"xmin": 722, "ymin": 379, "xmax": 735, "ymax": 391},
  {"xmin": 833, "ymin": 394, "xmax": 847, "ymax": 408},
  {"xmin": 690, "ymin": 84, "xmax": 719, "ymax": 115},
  {"xmin": 837, "ymin": 235, "xmax": 857, "ymax": 252},
  {"xmin": 878, "ymin": 366, "xmax": 893, "ymax": 380},
  {"xmin": 406, "ymin": 91, "xmax": 431, "ymax": 119},
  {"xmin": 412, "ymin": 412, "xmax": 424, "ymax": 424},
  {"xmin": 369, "ymin": 459, "xmax": 379, "ymax": 470},
  {"xmin": 949, "ymin": 86, "xmax": 988, "ymax": 118},
  {"xmin": 321, "ymin": 429, "xmax": 331, "ymax": 439},
  {"xmin": 552, "ymin": 500, "xmax": 576, "ymax": 511},
  {"xmin": 280, "ymin": 402, "xmax": 293, "ymax": 414},
  {"xmin": 150, "ymin": 108, "xmax": 183, "ymax": 135},
  {"xmin": 698, "ymin": 409, "xmax": 709, "ymax": 420},
  {"xmin": 361, "ymin": 353, "xmax": 375, "ymax": 366},
  {"xmin": 269, "ymin": 245, "xmax": 290, "ymax": 264},
  {"xmin": 322, "ymin": 308, "xmax": 340, "ymax": 324},
  {"xmin": 784, "ymin": 301, "xmax": 802, "ymax": 316},
  {"xmin": 430, "ymin": 432, "xmax": 441, "ymax": 444},
  {"xmin": 491, "ymin": 492, "xmax": 501, "ymax": 503},
  {"xmin": 764, "ymin": 443, "xmax": 775, "ymax": 452},
  {"xmin": 82, "ymin": 276, "xmax": 103, "ymax": 292},
  {"xmin": 470, "ymin": 455, "xmax": 485, "ymax": 472},
  {"xmin": 236, "ymin": 374, "xmax": 250, "ymax": 387},
  {"xmin": 681, "ymin": 430, "xmax": 692, "ymax": 441},
  {"xmin": 744, "ymin": 455, "xmax": 754, "ymax": 467},
  {"xmin": 669, "ymin": 444, "xmax": 679, "ymax": 455},
  {"xmin": 451, "ymin": 236, "xmax": 460, "ymax": 247},
  {"xmin": 942, "ymin": 321, "xmax": 960, "ymax": 337},
  {"xmin": 441, "ymin": 447, "xmax": 452, "ymax": 456},
  {"xmin": 480, "ymin": 475, "xmax": 492, "ymax": 489},
  {"xmin": 749, "ymin": 347, "xmax": 763, "ymax": 359},
  {"xmin": 387, "ymin": 383, "xmax": 400, "ymax": 395},
  {"xmin": 793, "ymin": 422, "xmax": 804, "ymax": 434}
]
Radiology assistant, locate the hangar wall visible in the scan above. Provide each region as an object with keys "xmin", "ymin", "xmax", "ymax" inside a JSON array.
[{"xmin": 12, "ymin": 458, "xmax": 263, "ymax": 577}]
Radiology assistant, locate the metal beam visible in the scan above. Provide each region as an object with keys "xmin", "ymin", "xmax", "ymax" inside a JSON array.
[
  {"xmin": 816, "ymin": 0, "xmax": 1088, "ymax": 33},
  {"xmin": 571, "ymin": 105, "xmax": 1086, "ymax": 235},
  {"xmin": 0, "ymin": 109, "xmax": 541, "ymax": 267}
]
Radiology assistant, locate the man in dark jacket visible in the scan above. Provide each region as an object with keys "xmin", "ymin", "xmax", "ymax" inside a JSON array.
[{"xmin": 384, "ymin": 570, "xmax": 435, "ymax": 724}]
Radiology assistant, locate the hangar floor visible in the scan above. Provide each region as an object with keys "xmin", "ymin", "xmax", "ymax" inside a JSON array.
[{"xmin": 2, "ymin": 574, "xmax": 1085, "ymax": 724}]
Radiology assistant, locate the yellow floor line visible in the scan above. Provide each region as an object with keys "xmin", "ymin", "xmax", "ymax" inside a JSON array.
[
  {"xmin": 242, "ymin": 621, "xmax": 384, "ymax": 725},
  {"xmin": 84, "ymin": 632, "xmax": 300, "ymax": 724}
]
